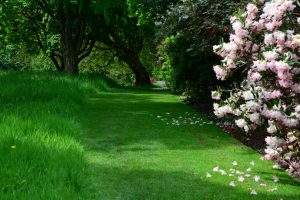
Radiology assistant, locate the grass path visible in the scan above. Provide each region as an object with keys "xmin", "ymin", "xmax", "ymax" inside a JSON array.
[{"xmin": 80, "ymin": 88, "xmax": 300, "ymax": 200}]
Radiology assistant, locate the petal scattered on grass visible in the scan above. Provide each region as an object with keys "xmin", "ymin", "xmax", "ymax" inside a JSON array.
[
  {"xmin": 268, "ymin": 187, "xmax": 278, "ymax": 192},
  {"xmin": 219, "ymin": 169, "xmax": 227, "ymax": 175},
  {"xmin": 250, "ymin": 190, "xmax": 257, "ymax": 195},
  {"xmin": 273, "ymin": 164, "xmax": 281, "ymax": 169},
  {"xmin": 254, "ymin": 176, "xmax": 260, "ymax": 182},
  {"xmin": 272, "ymin": 176, "xmax": 279, "ymax": 182},
  {"xmin": 206, "ymin": 172, "xmax": 212, "ymax": 178},
  {"xmin": 236, "ymin": 170, "xmax": 243, "ymax": 175},
  {"xmin": 238, "ymin": 176, "xmax": 245, "ymax": 182},
  {"xmin": 229, "ymin": 181, "xmax": 236, "ymax": 187},
  {"xmin": 213, "ymin": 166, "xmax": 220, "ymax": 172}
]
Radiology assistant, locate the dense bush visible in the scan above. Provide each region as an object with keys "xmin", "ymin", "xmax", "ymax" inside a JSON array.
[
  {"xmin": 156, "ymin": 0, "xmax": 244, "ymax": 101},
  {"xmin": 212, "ymin": 0, "xmax": 300, "ymax": 178}
]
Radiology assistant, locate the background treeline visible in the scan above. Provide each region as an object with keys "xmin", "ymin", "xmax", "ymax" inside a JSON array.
[{"xmin": 0, "ymin": 0, "xmax": 245, "ymax": 98}]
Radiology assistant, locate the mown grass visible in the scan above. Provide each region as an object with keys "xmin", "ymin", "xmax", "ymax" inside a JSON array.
[
  {"xmin": 81, "ymin": 88, "xmax": 300, "ymax": 200},
  {"xmin": 0, "ymin": 72, "xmax": 109, "ymax": 199},
  {"xmin": 1, "ymin": 72, "xmax": 300, "ymax": 200}
]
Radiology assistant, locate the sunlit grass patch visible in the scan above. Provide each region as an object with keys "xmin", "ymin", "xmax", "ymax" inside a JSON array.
[{"xmin": 0, "ymin": 72, "xmax": 109, "ymax": 199}]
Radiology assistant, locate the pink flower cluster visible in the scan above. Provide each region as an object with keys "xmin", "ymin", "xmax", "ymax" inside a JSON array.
[{"xmin": 212, "ymin": 0, "xmax": 300, "ymax": 178}]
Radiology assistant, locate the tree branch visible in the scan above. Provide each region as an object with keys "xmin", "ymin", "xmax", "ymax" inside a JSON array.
[
  {"xmin": 78, "ymin": 40, "xmax": 96, "ymax": 62},
  {"xmin": 49, "ymin": 54, "xmax": 63, "ymax": 71}
]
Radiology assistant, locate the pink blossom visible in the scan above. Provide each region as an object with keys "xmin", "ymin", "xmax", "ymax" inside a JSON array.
[
  {"xmin": 269, "ymin": 90, "xmax": 282, "ymax": 99},
  {"xmin": 264, "ymin": 34, "xmax": 274, "ymax": 46},
  {"xmin": 250, "ymin": 72, "xmax": 262, "ymax": 81},
  {"xmin": 235, "ymin": 119, "xmax": 247, "ymax": 128},
  {"xmin": 243, "ymin": 91, "xmax": 254, "ymax": 100},
  {"xmin": 265, "ymin": 21, "xmax": 283, "ymax": 31},
  {"xmin": 252, "ymin": 44, "xmax": 260, "ymax": 52},
  {"xmin": 247, "ymin": 4, "xmax": 259, "ymax": 14},
  {"xmin": 253, "ymin": 60, "xmax": 267, "ymax": 71},
  {"xmin": 212, "ymin": 0, "xmax": 300, "ymax": 179},
  {"xmin": 273, "ymin": 31, "xmax": 286, "ymax": 45},
  {"xmin": 283, "ymin": 0, "xmax": 296, "ymax": 11},
  {"xmin": 248, "ymin": 113, "xmax": 260, "ymax": 124},
  {"xmin": 263, "ymin": 51, "xmax": 278, "ymax": 61},
  {"xmin": 213, "ymin": 65, "xmax": 227, "ymax": 80},
  {"xmin": 283, "ymin": 118, "xmax": 299, "ymax": 127}
]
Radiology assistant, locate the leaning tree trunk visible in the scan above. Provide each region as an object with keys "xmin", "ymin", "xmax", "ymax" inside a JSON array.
[{"xmin": 124, "ymin": 55, "xmax": 151, "ymax": 86}]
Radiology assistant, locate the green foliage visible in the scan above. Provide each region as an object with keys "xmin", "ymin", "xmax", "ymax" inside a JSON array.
[
  {"xmin": 0, "ymin": 72, "xmax": 110, "ymax": 199},
  {"xmin": 157, "ymin": 0, "xmax": 245, "ymax": 100},
  {"xmin": 79, "ymin": 48, "xmax": 135, "ymax": 86},
  {"xmin": 0, "ymin": 0, "xmax": 100, "ymax": 72},
  {"xmin": 30, "ymin": 53, "xmax": 55, "ymax": 71}
]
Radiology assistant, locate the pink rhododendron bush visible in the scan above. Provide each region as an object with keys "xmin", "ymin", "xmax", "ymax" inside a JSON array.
[{"xmin": 212, "ymin": 0, "xmax": 300, "ymax": 179}]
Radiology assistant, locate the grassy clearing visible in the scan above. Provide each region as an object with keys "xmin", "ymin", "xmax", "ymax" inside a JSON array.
[
  {"xmin": 0, "ymin": 72, "xmax": 109, "ymax": 199},
  {"xmin": 1, "ymin": 72, "xmax": 299, "ymax": 199},
  {"xmin": 81, "ymin": 88, "xmax": 300, "ymax": 200}
]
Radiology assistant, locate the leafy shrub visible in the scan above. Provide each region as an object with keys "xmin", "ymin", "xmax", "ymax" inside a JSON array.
[
  {"xmin": 212, "ymin": 0, "xmax": 300, "ymax": 178},
  {"xmin": 156, "ymin": 0, "xmax": 245, "ymax": 100}
]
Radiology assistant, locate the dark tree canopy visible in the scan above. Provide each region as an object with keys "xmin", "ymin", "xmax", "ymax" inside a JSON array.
[{"xmin": 0, "ymin": 0, "xmax": 98, "ymax": 74}]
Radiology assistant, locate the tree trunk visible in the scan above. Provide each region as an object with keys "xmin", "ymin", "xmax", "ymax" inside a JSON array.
[
  {"xmin": 63, "ymin": 48, "xmax": 79, "ymax": 74},
  {"xmin": 125, "ymin": 55, "xmax": 151, "ymax": 86}
]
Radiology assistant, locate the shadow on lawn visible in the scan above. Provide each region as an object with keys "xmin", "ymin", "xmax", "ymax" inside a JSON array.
[
  {"xmin": 258, "ymin": 171, "xmax": 300, "ymax": 187},
  {"xmin": 84, "ymin": 163, "xmax": 300, "ymax": 200},
  {"xmin": 80, "ymin": 89, "xmax": 247, "ymax": 152},
  {"xmin": 81, "ymin": 89, "xmax": 300, "ymax": 199}
]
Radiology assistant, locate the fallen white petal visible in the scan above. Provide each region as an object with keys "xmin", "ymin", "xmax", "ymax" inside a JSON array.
[
  {"xmin": 238, "ymin": 176, "xmax": 245, "ymax": 182},
  {"xmin": 229, "ymin": 181, "xmax": 236, "ymax": 187},
  {"xmin": 250, "ymin": 190, "xmax": 257, "ymax": 195},
  {"xmin": 254, "ymin": 176, "xmax": 260, "ymax": 182},
  {"xmin": 206, "ymin": 172, "xmax": 212, "ymax": 178},
  {"xmin": 220, "ymin": 170, "xmax": 227, "ymax": 175},
  {"xmin": 272, "ymin": 176, "xmax": 279, "ymax": 182},
  {"xmin": 273, "ymin": 164, "xmax": 281, "ymax": 169},
  {"xmin": 213, "ymin": 166, "xmax": 219, "ymax": 172},
  {"xmin": 268, "ymin": 187, "xmax": 278, "ymax": 192}
]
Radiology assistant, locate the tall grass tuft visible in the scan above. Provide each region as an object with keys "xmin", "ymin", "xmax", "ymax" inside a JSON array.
[{"xmin": 0, "ymin": 72, "xmax": 109, "ymax": 199}]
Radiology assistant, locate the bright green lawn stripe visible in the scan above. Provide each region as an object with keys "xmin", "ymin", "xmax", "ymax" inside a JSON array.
[{"xmin": 81, "ymin": 88, "xmax": 300, "ymax": 200}]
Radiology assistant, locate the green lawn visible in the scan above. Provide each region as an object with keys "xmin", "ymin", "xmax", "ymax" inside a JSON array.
[
  {"xmin": 0, "ymin": 72, "xmax": 299, "ymax": 199},
  {"xmin": 0, "ymin": 72, "xmax": 109, "ymax": 199},
  {"xmin": 80, "ymin": 88, "xmax": 300, "ymax": 200}
]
